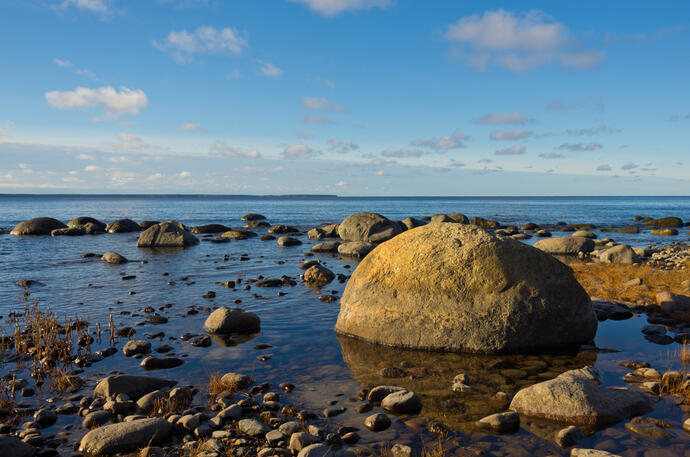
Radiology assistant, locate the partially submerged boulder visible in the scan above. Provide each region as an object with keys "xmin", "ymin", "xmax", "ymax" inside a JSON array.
[
  {"xmin": 51, "ymin": 227, "xmax": 85, "ymax": 236},
  {"xmin": 69, "ymin": 217, "xmax": 107, "ymax": 232},
  {"xmin": 534, "ymin": 237, "xmax": 595, "ymax": 255},
  {"xmin": 11, "ymin": 217, "xmax": 66, "ymax": 236},
  {"xmin": 204, "ymin": 307, "xmax": 260, "ymax": 335},
  {"xmin": 137, "ymin": 222, "xmax": 199, "ymax": 248},
  {"xmin": 338, "ymin": 241, "xmax": 375, "ymax": 259},
  {"xmin": 94, "ymin": 375, "xmax": 176, "ymax": 400},
  {"xmin": 79, "ymin": 418, "xmax": 173, "ymax": 456},
  {"xmin": 106, "ymin": 219, "xmax": 141, "ymax": 233},
  {"xmin": 336, "ymin": 223, "xmax": 597, "ymax": 353},
  {"xmin": 190, "ymin": 224, "xmax": 231, "ymax": 234},
  {"xmin": 101, "ymin": 251, "xmax": 128, "ymax": 264},
  {"xmin": 303, "ymin": 264, "xmax": 335, "ymax": 287},
  {"xmin": 509, "ymin": 367, "xmax": 652, "ymax": 428},
  {"xmin": 337, "ymin": 212, "xmax": 402, "ymax": 243}
]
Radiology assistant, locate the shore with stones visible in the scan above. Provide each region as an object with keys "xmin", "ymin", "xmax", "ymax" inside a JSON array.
[{"xmin": 1, "ymin": 211, "xmax": 690, "ymax": 457}]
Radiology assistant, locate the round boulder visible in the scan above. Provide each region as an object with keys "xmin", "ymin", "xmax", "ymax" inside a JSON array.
[
  {"xmin": 106, "ymin": 219, "xmax": 141, "ymax": 233},
  {"xmin": 137, "ymin": 222, "xmax": 199, "ymax": 248},
  {"xmin": 11, "ymin": 217, "xmax": 66, "ymax": 236},
  {"xmin": 335, "ymin": 223, "xmax": 597, "ymax": 353},
  {"xmin": 204, "ymin": 307, "xmax": 260, "ymax": 335},
  {"xmin": 102, "ymin": 252, "xmax": 128, "ymax": 264},
  {"xmin": 337, "ymin": 212, "xmax": 403, "ymax": 243}
]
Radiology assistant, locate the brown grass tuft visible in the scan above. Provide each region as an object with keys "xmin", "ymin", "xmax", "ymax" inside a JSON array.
[{"xmin": 570, "ymin": 262, "xmax": 690, "ymax": 305}]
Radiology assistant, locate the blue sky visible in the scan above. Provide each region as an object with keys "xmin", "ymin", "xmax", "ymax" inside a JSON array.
[{"xmin": 1, "ymin": 0, "xmax": 689, "ymax": 195}]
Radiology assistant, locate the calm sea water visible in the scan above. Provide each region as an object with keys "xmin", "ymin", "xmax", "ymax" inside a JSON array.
[{"xmin": 1, "ymin": 195, "xmax": 689, "ymax": 456}]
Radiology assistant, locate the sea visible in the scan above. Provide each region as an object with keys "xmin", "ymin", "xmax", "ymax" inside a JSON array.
[{"xmin": 1, "ymin": 195, "xmax": 689, "ymax": 457}]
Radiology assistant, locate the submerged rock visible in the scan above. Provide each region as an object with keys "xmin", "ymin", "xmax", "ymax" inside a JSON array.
[
  {"xmin": 137, "ymin": 222, "xmax": 199, "ymax": 248},
  {"xmin": 336, "ymin": 223, "xmax": 597, "ymax": 353},
  {"xmin": 79, "ymin": 417, "xmax": 173, "ymax": 456},
  {"xmin": 11, "ymin": 217, "xmax": 66, "ymax": 236},
  {"xmin": 204, "ymin": 307, "xmax": 260, "ymax": 335},
  {"xmin": 337, "ymin": 212, "xmax": 403, "ymax": 243},
  {"xmin": 509, "ymin": 367, "xmax": 652, "ymax": 427}
]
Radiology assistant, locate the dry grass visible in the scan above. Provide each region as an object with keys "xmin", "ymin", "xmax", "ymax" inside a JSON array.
[
  {"xmin": 570, "ymin": 261, "xmax": 690, "ymax": 305},
  {"xmin": 421, "ymin": 439, "xmax": 447, "ymax": 457},
  {"xmin": 208, "ymin": 372, "xmax": 229, "ymax": 397}
]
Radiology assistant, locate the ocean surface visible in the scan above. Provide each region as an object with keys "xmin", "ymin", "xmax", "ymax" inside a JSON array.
[{"xmin": 1, "ymin": 195, "xmax": 689, "ymax": 457}]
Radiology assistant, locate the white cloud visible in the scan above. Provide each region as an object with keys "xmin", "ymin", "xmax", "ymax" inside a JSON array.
[
  {"xmin": 84, "ymin": 165, "xmax": 103, "ymax": 172},
  {"xmin": 375, "ymin": 170, "xmax": 385, "ymax": 176},
  {"xmin": 116, "ymin": 133, "xmax": 148, "ymax": 150},
  {"xmin": 301, "ymin": 97, "xmax": 349, "ymax": 113},
  {"xmin": 178, "ymin": 171, "xmax": 192, "ymax": 178},
  {"xmin": 477, "ymin": 111, "xmax": 532, "ymax": 124},
  {"xmin": 212, "ymin": 141, "xmax": 261, "ymax": 159},
  {"xmin": 490, "ymin": 129, "xmax": 532, "ymax": 140},
  {"xmin": 45, "ymin": 86, "xmax": 148, "ymax": 119},
  {"xmin": 328, "ymin": 139, "xmax": 359, "ymax": 154},
  {"xmin": 411, "ymin": 130, "xmax": 468, "ymax": 150},
  {"xmin": 445, "ymin": 9, "xmax": 603, "ymax": 71},
  {"xmin": 147, "ymin": 173, "xmax": 164, "ymax": 181},
  {"xmin": 495, "ymin": 145, "xmax": 526, "ymax": 155},
  {"xmin": 0, "ymin": 121, "xmax": 12, "ymax": 140},
  {"xmin": 61, "ymin": 0, "xmax": 111, "ymax": 13},
  {"xmin": 335, "ymin": 180, "xmax": 347, "ymax": 187},
  {"xmin": 557, "ymin": 142, "xmax": 602, "ymax": 151},
  {"xmin": 153, "ymin": 26, "xmax": 247, "ymax": 64},
  {"xmin": 76, "ymin": 153, "xmax": 95, "ymax": 160},
  {"xmin": 260, "ymin": 62, "xmax": 283, "ymax": 77},
  {"xmin": 282, "ymin": 144, "xmax": 317, "ymax": 159},
  {"xmin": 53, "ymin": 58, "xmax": 73, "ymax": 67},
  {"xmin": 288, "ymin": 0, "xmax": 393, "ymax": 17},
  {"xmin": 381, "ymin": 149, "xmax": 424, "ymax": 158},
  {"xmin": 177, "ymin": 122, "xmax": 206, "ymax": 132}
]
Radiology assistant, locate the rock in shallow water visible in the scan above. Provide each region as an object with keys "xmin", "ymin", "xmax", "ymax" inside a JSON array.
[
  {"xmin": 336, "ymin": 223, "xmax": 597, "ymax": 353},
  {"xmin": 204, "ymin": 307, "xmax": 260, "ymax": 334},
  {"xmin": 11, "ymin": 217, "xmax": 66, "ymax": 236},
  {"xmin": 509, "ymin": 366, "xmax": 652, "ymax": 427},
  {"xmin": 94, "ymin": 375, "xmax": 176, "ymax": 400},
  {"xmin": 337, "ymin": 212, "xmax": 403, "ymax": 243},
  {"xmin": 137, "ymin": 222, "xmax": 199, "ymax": 248}
]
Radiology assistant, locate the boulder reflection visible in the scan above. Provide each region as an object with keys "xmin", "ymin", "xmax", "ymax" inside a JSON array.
[{"xmin": 338, "ymin": 335, "xmax": 597, "ymax": 431}]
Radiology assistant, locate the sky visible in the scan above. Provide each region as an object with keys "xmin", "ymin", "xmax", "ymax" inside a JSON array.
[{"xmin": 0, "ymin": 0, "xmax": 689, "ymax": 195}]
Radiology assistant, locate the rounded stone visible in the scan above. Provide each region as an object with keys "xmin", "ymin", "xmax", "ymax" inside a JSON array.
[
  {"xmin": 204, "ymin": 307, "xmax": 260, "ymax": 335},
  {"xmin": 11, "ymin": 217, "xmax": 66, "ymax": 236},
  {"xmin": 336, "ymin": 223, "xmax": 597, "ymax": 353}
]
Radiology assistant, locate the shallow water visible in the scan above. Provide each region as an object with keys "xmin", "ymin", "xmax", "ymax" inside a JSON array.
[{"xmin": 1, "ymin": 195, "xmax": 690, "ymax": 457}]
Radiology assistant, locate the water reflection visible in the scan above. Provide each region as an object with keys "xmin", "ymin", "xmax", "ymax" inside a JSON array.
[{"xmin": 338, "ymin": 335, "xmax": 597, "ymax": 431}]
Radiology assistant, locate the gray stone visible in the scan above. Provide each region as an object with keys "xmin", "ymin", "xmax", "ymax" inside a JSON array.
[
  {"xmin": 380, "ymin": 390, "xmax": 422, "ymax": 414},
  {"xmin": 11, "ymin": 217, "xmax": 66, "ymax": 236},
  {"xmin": 79, "ymin": 418, "xmax": 173, "ymax": 456},
  {"xmin": 337, "ymin": 241, "xmax": 376, "ymax": 259},
  {"xmin": 238, "ymin": 418, "xmax": 270, "ymax": 437},
  {"xmin": 534, "ymin": 237, "xmax": 595, "ymax": 255},
  {"xmin": 122, "ymin": 340, "xmax": 152, "ymax": 357},
  {"xmin": 94, "ymin": 375, "xmax": 176, "ymax": 400},
  {"xmin": 101, "ymin": 252, "xmax": 128, "ymax": 264},
  {"xmin": 204, "ymin": 307, "xmax": 260, "ymax": 335},
  {"xmin": 476, "ymin": 411, "xmax": 520, "ymax": 433},
  {"xmin": 137, "ymin": 222, "xmax": 199, "ymax": 248}
]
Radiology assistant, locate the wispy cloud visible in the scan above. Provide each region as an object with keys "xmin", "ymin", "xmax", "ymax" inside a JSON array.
[
  {"xmin": 495, "ymin": 145, "xmax": 526, "ymax": 155},
  {"xmin": 490, "ymin": 129, "xmax": 532, "ymax": 140},
  {"xmin": 301, "ymin": 97, "xmax": 349, "ymax": 113},
  {"xmin": 410, "ymin": 130, "xmax": 468, "ymax": 150},
  {"xmin": 565, "ymin": 124, "xmax": 621, "ymax": 136},
  {"xmin": 288, "ymin": 0, "xmax": 393, "ymax": 17},
  {"xmin": 557, "ymin": 142, "xmax": 602, "ymax": 151},
  {"xmin": 596, "ymin": 164, "xmax": 612, "ymax": 171},
  {"xmin": 302, "ymin": 115, "xmax": 335, "ymax": 125},
  {"xmin": 477, "ymin": 111, "xmax": 532, "ymax": 125},
  {"xmin": 177, "ymin": 123, "xmax": 206, "ymax": 132},
  {"xmin": 539, "ymin": 152, "xmax": 565, "ymax": 159},
  {"xmin": 328, "ymin": 139, "xmax": 359, "ymax": 154},
  {"xmin": 260, "ymin": 62, "xmax": 283, "ymax": 77},
  {"xmin": 445, "ymin": 9, "xmax": 604, "ymax": 71},
  {"xmin": 60, "ymin": 0, "xmax": 111, "ymax": 13},
  {"xmin": 45, "ymin": 86, "xmax": 148, "ymax": 119},
  {"xmin": 381, "ymin": 149, "xmax": 424, "ymax": 158},
  {"xmin": 212, "ymin": 141, "xmax": 261, "ymax": 159},
  {"xmin": 153, "ymin": 26, "xmax": 247, "ymax": 64},
  {"xmin": 282, "ymin": 144, "xmax": 318, "ymax": 159}
]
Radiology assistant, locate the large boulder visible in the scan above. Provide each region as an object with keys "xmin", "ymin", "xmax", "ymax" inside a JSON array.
[
  {"xmin": 94, "ymin": 375, "xmax": 176, "ymax": 400},
  {"xmin": 10, "ymin": 217, "xmax": 66, "ymax": 235},
  {"xmin": 79, "ymin": 417, "xmax": 173, "ymax": 456},
  {"xmin": 509, "ymin": 367, "xmax": 652, "ymax": 427},
  {"xmin": 204, "ymin": 307, "xmax": 260, "ymax": 335},
  {"xmin": 338, "ymin": 241, "xmax": 375, "ymax": 259},
  {"xmin": 337, "ymin": 212, "xmax": 403, "ymax": 243},
  {"xmin": 106, "ymin": 219, "xmax": 140, "ymax": 233},
  {"xmin": 336, "ymin": 223, "xmax": 597, "ymax": 353},
  {"xmin": 534, "ymin": 237, "xmax": 595, "ymax": 255},
  {"xmin": 137, "ymin": 222, "xmax": 199, "ymax": 248},
  {"xmin": 190, "ymin": 224, "xmax": 231, "ymax": 234}
]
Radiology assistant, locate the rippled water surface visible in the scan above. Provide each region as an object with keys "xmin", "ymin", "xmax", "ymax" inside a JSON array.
[{"xmin": 1, "ymin": 195, "xmax": 690, "ymax": 457}]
